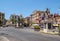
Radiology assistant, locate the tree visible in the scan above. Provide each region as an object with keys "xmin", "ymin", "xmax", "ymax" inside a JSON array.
[
  {"xmin": 18, "ymin": 15, "xmax": 25, "ymax": 27},
  {"xmin": 11, "ymin": 18, "xmax": 17, "ymax": 25},
  {"xmin": 19, "ymin": 15, "xmax": 25, "ymax": 24},
  {"xmin": 58, "ymin": 24, "xmax": 60, "ymax": 36}
]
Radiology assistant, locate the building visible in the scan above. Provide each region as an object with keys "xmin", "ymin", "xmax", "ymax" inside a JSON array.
[
  {"xmin": 0, "ymin": 12, "xmax": 5, "ymax": 26},
  {"xmin": 6, "ymin": 20, "xmax": 12, "ymax": 26},
  {"xmin": 51, "ymin": 14, "xmax": 59, "ymax": 29},
  {"xmin": 31, "ymin": 8, "xmax": 53, "ymax": 29},
  {"xmin": 31, "ymin": 8, "xmax": 50, "ymax": 23},
  {"xmin": 56, "ymin": 16, "xmax": 60, "ymax": 24},
  {"xmin": 30, "ymin": 8, "xmax": 60, "ymax": 33},
  {"xmin": 31, "ymin": 8, "xmax": 60, "ymax": 30},
  {"xmin": 30, "ymin": 8, "xmax": 60, "ymax": 32},
  {"xmin": 9, "ymin": 14, "xmax": 23, "ymax": 27},
  {"xmin": 31, "ymin": 10, "xmax": 42, "ymax": 24},
  {"xmin": 24, "ymin": 17, "xmax": 31, "ymax": 27},
  {"xmin": 10, "ymin": 14, "xmax": 18, "ymax": 25}
]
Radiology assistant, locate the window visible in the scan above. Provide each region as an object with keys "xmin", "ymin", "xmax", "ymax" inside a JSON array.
[
  {"xmin": 39, "ymin": 14, "xmax": 41, "ymax": 16},
  {"xmin": 42, "ymin": 17, "xmax": 45, "ymax": 20}
]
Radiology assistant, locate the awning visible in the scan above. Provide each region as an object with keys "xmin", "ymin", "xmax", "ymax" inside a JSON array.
[
  {"xmin": 35, "ymin": 18, "xmax": 41, "ymax": 21},
  {"xmin": 36, "ymin": 19, "xmax": 39, "ymax": 20},
  {"xmin": 53, "ymin": 24, "xmax": 58, "ymax": 26}
]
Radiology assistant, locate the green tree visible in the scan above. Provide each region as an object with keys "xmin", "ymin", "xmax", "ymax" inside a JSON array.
[
  {"xmin": 11, "ymin": 18, "xmax": 17, "ymax": 24},
  {"xmin": 58, "ymin": 24, "xmax": 60, "ymax": 36},
  {"xmin": 18, "ymin": 15, "xmax": 25, "ymax": 27},
  {"xmin": 58, "ymin": 25, "xmax": 60, "ymax": 30}
]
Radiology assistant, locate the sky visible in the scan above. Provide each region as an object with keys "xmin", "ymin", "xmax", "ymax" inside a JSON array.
[{"xmin": 0, "ymin": 0, "xmax": 60, "ymax": 19}]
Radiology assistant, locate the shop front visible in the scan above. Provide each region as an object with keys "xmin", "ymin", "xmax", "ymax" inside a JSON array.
[{"xmin": 53, "ymin": 24, "xmax": 58, "ymax": 29}]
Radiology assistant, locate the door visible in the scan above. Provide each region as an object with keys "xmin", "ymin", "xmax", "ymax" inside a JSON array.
[{"xmin": 48, "ymin": 23, "xmax": 51, "ymax": 29}]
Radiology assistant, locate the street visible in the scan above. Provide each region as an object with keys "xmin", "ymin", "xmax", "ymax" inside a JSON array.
[{"xmin": 0, "ymin": 27, "xmax": 60, "ymax": 41}]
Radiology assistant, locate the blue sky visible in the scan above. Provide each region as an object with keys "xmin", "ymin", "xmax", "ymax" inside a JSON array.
[{"xmin": 0, "ymin": 0, "xmax": 60, "ymax": 19}]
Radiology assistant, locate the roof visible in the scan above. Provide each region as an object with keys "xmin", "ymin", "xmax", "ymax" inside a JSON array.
[
  {"xmin": 56, "ymin": 16, "xmax": 60, "ymax": 19},
  {"xmin": 31, "ymin": 10, "xmax": 44, "ymax": 16}
]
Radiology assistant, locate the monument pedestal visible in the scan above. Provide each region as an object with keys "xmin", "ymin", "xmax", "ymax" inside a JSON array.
[{"xmin": 43, "ymin": 29, "xmax": 48, "ymax": 33}]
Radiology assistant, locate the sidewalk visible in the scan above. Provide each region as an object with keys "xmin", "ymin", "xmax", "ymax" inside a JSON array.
[
  {"xmin": 40, "ymin": 30, "xmax": 59, "ymax": 35},
  {"xmin": 19, "ymin": 28, "xmax": 59, "ymax": 35}
]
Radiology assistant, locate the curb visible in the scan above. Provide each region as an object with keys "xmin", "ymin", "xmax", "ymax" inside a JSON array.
[
  {"xmin": 19, "ymin": 29, "xmax": 59, "ymax": 35},
  {"xmin": 40, "ymin": 30, "xmax": 58, "ymax": 35}
]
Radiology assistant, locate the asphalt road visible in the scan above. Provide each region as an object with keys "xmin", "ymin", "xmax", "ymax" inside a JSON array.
[{"xmin": 0, "ymin": 27, "xmax": 60, "ymax": 41}]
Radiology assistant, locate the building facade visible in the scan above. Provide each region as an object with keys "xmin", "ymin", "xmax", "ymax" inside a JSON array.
[
  {"xmin": 30, "ymin": 8, "xmax": 54, "ymax": 30},
  {"xmin": 56, "ymin": 16, "xmax": 60, "ymax": 24},
  {"xmin": 0, "ymin": 12, "xmax": 5, "ymax": 26},
  {"xmin": 10, "ymin": 14, "xmax": 18, "ymax": 25},
  {"xmin": 31, "ymin": 8, "xmax": 50, "ymax": 23},
  {"xmin": 9, "ymin": 14, "xmax": 23, "ymax": 27},
  {"xmin": 24, "ymin": 17, "xmax": 31, "ymax": 27}
]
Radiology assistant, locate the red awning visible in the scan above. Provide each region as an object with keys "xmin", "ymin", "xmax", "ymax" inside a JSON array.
[
  {"xmin": 35, "ymin": 18, "xmax": 41, "ymax": 21},
  {"xmin": 36, "ymin": 19, "xmax": 39, "ymax": 20}
]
